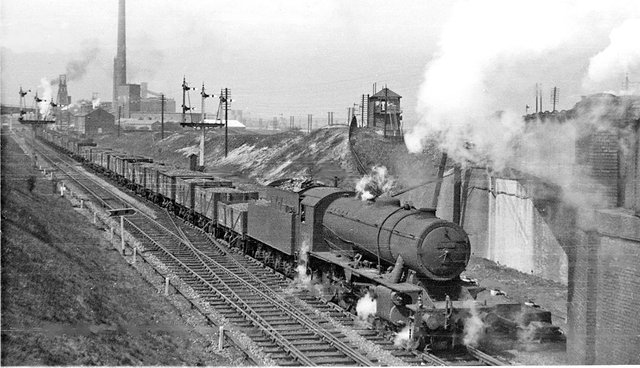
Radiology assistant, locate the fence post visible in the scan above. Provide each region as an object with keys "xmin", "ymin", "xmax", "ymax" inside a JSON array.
[
  {"xmin": 218, "ymin": 326, "xmax": 225, "ymax": 350},
  {"xmin": 120, "ymin": 216, "xmax": 125, "ymax": 254},
  {"xmin": 164, "ymin": 277, "xmax": 170, "ymax": 296}
]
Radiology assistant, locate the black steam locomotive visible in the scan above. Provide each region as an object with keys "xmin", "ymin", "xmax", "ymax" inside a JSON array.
[{"xmin": 38, "ymin": 129, "xmax": 564, "ymax": 351}]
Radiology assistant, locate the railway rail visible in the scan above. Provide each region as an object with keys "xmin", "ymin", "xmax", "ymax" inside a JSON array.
[{"xmin": 27, "ymin": 131, "xmax": 510, "ymax": 366}]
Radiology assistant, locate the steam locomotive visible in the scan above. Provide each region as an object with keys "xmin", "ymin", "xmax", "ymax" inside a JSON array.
[{"xmin": 37, "ymin": 129, "xmax": 564, "ymax": 351}]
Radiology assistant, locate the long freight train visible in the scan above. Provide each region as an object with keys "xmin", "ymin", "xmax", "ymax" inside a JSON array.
[{"xmin": 37, "ymin": 129, "xmax": 564, "ymax": 351}]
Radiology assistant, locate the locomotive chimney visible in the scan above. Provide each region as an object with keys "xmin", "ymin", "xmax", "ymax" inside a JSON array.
[{"xmin": 113, "ymin": 0, "xmax": 127, "ymax": 104}]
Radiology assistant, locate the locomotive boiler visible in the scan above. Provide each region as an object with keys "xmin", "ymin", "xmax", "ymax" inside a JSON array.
[{"xmin": 322, "ymin": 197, "xmax": 470, "ymax": 281}]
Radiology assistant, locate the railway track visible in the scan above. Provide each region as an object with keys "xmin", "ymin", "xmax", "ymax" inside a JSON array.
[
  {"xmin": 125, "ymin": 208, "xmax": 381, "ymax": 366},
  {"xmin": 26, "ymin": 131, "xmax": 510, "ymax": 366}
]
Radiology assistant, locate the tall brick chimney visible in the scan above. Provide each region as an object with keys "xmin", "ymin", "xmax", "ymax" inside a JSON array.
[{"xmin": 113, "ymin": 0, "xmax": 126, "ymax": 106}]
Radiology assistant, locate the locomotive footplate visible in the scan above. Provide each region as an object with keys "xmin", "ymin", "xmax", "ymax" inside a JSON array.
[{"xmin": 310, "ymin": 251, "xmax": 423, "ymax": 294}]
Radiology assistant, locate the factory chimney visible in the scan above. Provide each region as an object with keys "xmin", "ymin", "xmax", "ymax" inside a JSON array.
[{"xmin": 113, "ymin": 0, "xmax": 127, "ymax": 106}]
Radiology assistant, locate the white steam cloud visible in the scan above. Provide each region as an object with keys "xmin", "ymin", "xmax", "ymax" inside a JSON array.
[
  {"xmin": 393, "ymin": 325, "xmax": 412, "ymax": 348},
  {"xmin": 462, "ymin": 300, "xmax": 486, "ymax": 346},
  {"xmin": 355, "ymin": 292, "xmax": 377, "ymax": 321},
  {"xmin": 406, "ymin": 0, "xmax": 578, "ymax": 162},
  {"xmin": 585, "ymin": 18, "xmax": 640, "ymax": 93},
  {"xmin": 294, "ymin": 240, "xmax": 312, "ymax": 288},
  {"xmin": 405, "ymin": 1, "xmax": 640, "ymax": 209},
  {"xmin": 355, "ymin": 166, "xmax": 396, "ymax": 201},
  {"xmin": 38, "ymin": 77, "xmax": 53, "ymax": 117}
]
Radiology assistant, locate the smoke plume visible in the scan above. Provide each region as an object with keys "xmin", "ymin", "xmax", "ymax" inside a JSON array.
[
  {"xmin": 355, "ymin": 166, "xmax": 396, "ymax": 201},
  {"xmin": 51, "ymin": 44, "xmax": 100, "ymax": 85}
]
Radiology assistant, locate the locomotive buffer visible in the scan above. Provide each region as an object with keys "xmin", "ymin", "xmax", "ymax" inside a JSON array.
[{"xmin": 109, "ymin": 208, "xmax": 136, "ymax": 255}]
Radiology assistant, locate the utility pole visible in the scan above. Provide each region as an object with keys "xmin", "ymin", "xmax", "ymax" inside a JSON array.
[
  {"xmin": 307, "ymin": 114, "xmax": 312, "ymax": 134},
  {"xmin": 361, "ymin": 95, "xmax": 366, "ymax": 127},
  {"xmin": 290, "ymin": 116, "xmax": 294, "ymax": 130},
  {"xmin": 535, "ymin": 83, "xmax": 539, "ymax": 113},
  {"xmin": 220, "ymin": 88, "xmax": 230, "ymax": 157},
  {"xmin": 161, "ymin": 94, "xmax": 165, "ymax": 139},
  {"xmin": 551, "ymin": 87, "xmax": 559, "ymax": 112}
]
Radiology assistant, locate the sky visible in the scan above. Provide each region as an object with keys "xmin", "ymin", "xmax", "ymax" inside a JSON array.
[{"xmin": 2, "ymin": 0, "xmax": 640, "ymax": 128}]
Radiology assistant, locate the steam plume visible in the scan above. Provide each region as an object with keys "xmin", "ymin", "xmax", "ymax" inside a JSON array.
[
  {"xmin": 355, "ymin": 292, "xmax": 376, "ymax": 321},
  {"xmin": 293, "ymin": 240, "xmax": 311, "ymax": 287},
  {"xmin": 585, "ymin": 18, "xmax": 640, "ymax": 92},
  {"xmin": 405, "ymin": 1, "xmax": 639, "ymax": 209},
  {"xmin": 38, "ymin": 78, "xmax": 53, "ymax": 116},
  {"xmin": 393, "ymin": 325, "xmax": 412, "ymax": 347},
  {"xmin": 355, "ymin": 166, "xmax": 395, "ymax": 201},
  {"xmin": 462, "ymin": 300, "xmax": 485, "ymax": 346}
]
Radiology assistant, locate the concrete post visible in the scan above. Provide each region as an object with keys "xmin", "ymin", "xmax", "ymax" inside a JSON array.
[
  {"xmin": 93, "ymin": 211, "xmax": 97, "ymax": 224},
  {"xmin": 120, "ymin": 216, "xmax": 125, "ymax": 255},
  {"xmin": 110, "ymin": 226, "xmax": 114, "ymax": 240},
  {"xmin": 218, "ymin": 326, "xmax": 224, "ymax": 350},
  {"xmin": 80, "ymin": 199, "xmax": 84, "ymax": 209},
  {"xmin": 133, "ymin": 247, "xmax": 137, "ymax": 264},
  {"xmin": 164, "ymin": 277, "xmax": 170, "ymax": 296}
]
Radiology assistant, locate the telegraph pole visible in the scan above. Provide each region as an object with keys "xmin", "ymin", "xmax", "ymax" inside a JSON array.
[
  {"xmin": 161, "ymin": 94, "xmax": 165, "ymax": 139},
  {"xmin": 307, "ymin": 114, "xmax": 312, "ymax": 133},
  {"xmin": 222, "ymin": 88, "xmax": 229, "ymax": 157},
  {"xmin": 117, "ymin": 105, "xmax": 121, "ymax": 137},
  {"xmin": 551, "ymin": 87, "xmax": 559, "ymax": 112}
]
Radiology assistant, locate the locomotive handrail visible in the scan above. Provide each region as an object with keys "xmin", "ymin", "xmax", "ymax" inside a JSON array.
[{"xmin": 375, "ymin": 207, "xmax": 404, "ymax": 272}]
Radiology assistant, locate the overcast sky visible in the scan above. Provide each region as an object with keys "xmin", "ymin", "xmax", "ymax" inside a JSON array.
[{"xmin": 2, "ymin": 0, "xmax": 640, "ymax": 127}]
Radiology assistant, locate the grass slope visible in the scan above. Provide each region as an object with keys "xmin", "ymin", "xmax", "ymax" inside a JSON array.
[{"xmin": 1, "ymin": 130, "xmax": 231, "ymax": 366}]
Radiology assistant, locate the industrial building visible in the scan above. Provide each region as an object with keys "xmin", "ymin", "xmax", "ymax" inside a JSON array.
[
  {"xmin": 111, "ymin": 0, "xmax": 176, "ymax": 117},
  {"xmin": 71, "ymin": 108, "xmax": 115, "ymax": 135}
]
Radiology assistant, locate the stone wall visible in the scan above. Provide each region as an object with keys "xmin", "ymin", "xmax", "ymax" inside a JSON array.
[{"xmin": 569, "ymin": 210, "xmax": 640, "ymax": 364}]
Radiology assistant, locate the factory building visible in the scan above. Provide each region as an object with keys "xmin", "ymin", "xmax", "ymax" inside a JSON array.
[
  {"xmin": 72, "ymin": 108, "xmax": 115, "ymax": 136},
  {"xmin": 111, "ymin": 0, "xmax": 176, "ymax": 118}
]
